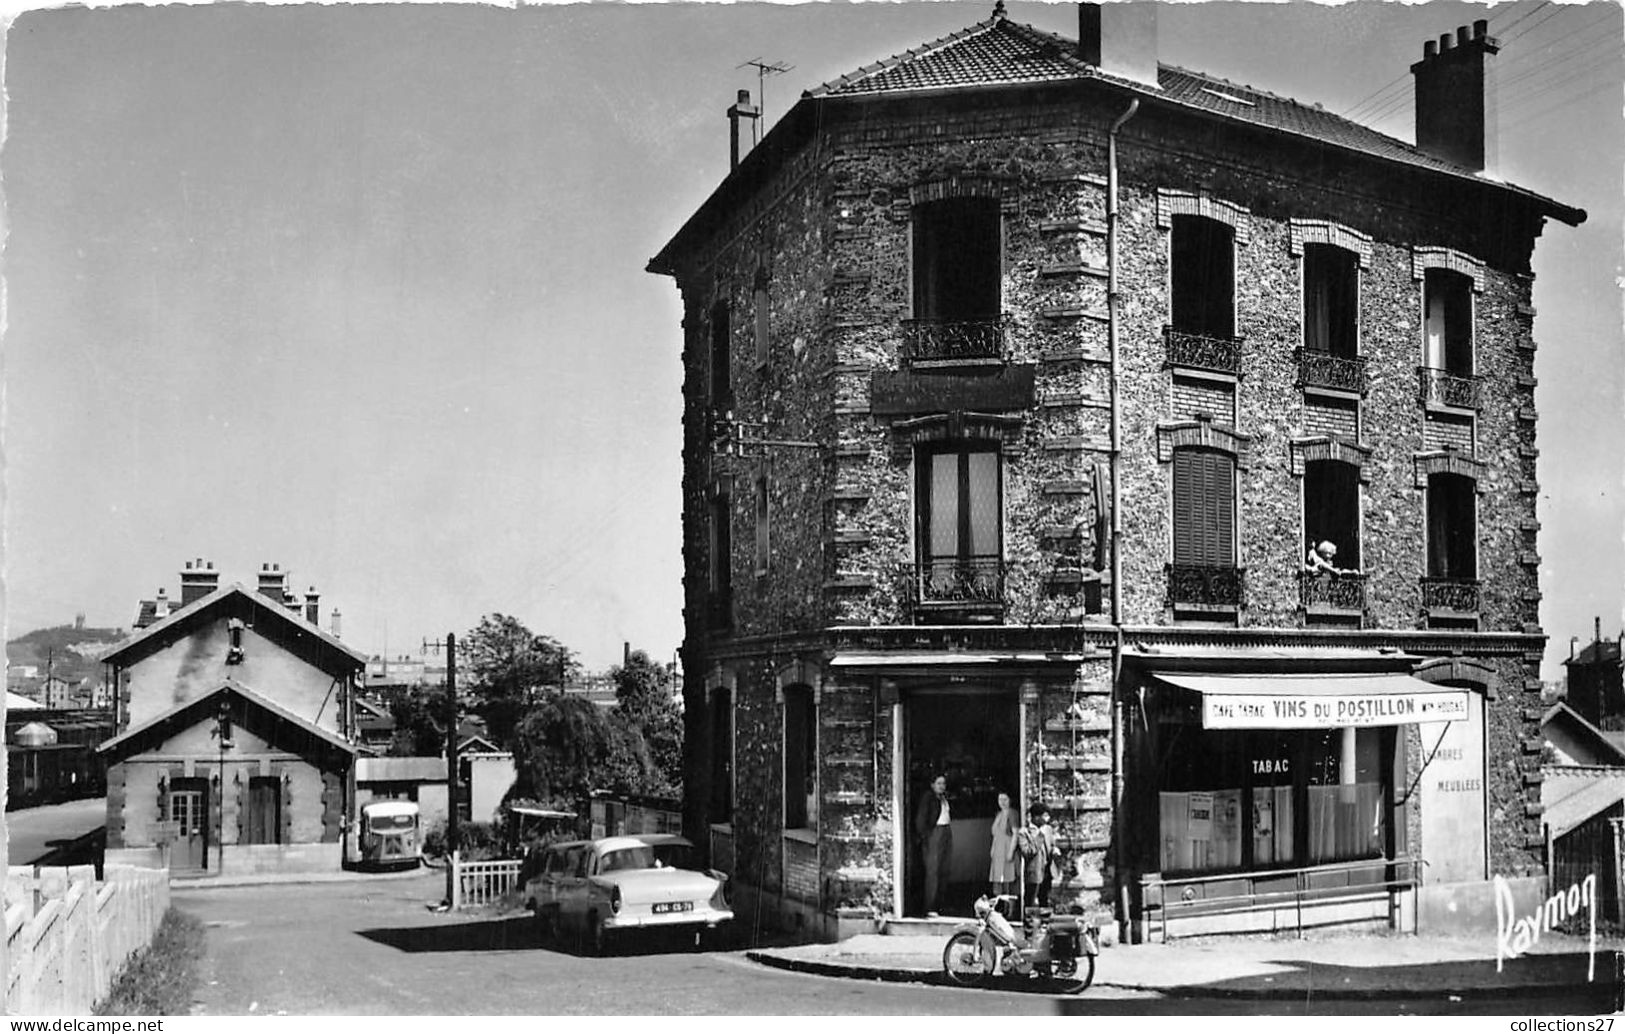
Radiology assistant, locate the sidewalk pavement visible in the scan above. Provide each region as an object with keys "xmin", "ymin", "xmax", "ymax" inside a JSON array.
[
  {"xmin": 747, "ymin": 928, "xmax": 1625, "ymax": 1006},
  {"xmin": 170, "ymin": 864, "xmax": 440, "ymax": 890}
]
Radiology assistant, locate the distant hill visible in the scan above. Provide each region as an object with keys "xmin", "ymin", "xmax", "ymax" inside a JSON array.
[{"xmin": 8, "ymin": 623, "xmax": 127, "ymax": 688}]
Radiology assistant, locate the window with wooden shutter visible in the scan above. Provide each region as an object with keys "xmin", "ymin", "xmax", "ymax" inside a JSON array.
[{"xmin": 1173, "ymin": 448, "xmax": 1236, "ymax": 566}]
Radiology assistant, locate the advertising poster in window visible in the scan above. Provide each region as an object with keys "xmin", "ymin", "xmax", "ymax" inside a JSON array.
[{"xmin": 1419, "ymin": 691, "xmax": 1486, "ymax": 883}]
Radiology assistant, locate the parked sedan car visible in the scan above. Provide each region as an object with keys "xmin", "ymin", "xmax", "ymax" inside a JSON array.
[{"xmin": 523, "ymin": 835, "xmax": 732, "ymax": 953}]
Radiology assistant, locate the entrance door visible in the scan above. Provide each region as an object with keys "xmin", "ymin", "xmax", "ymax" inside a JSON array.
[
  {"xmin": 169, "ymin": 784, "xmax": 208, "ymax": 871},
  {"xmin": 902, "ymin": 688, "xmax": 1019, "ymax": 917}
]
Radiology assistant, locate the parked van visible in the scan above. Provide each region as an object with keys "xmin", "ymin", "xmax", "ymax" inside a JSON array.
[{"xmin": 359, "ymin": 800, "xmax": 421, "ymax": 869}]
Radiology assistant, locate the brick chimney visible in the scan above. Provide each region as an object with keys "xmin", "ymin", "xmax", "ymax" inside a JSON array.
[
  {"xmin": 304, "ymin": 586, "xmax": 321, "ymax": 626},
  {"xmin": 1077, "ymin": 2, "xmax": 1159, "ymax": 90},
  {"xmin": 330, "ymin": 609, "xmax": 343, "ymax": 640},
  {"xmin": 153, "ymin": 588, "xmax": 172, "ymax": 622},
  {"xmin": 179, "ymin": 557, "xmax": 219, "ymax": 607},
  {"xmin": 1412, "ymin": 19, "xmax": 1498, "ymax": 174},
  {"xmin": 257, "ymin": 562, "xmax": 287, "ymax": 602},
  {"xmin": 727, "ymin": 89, "xmax": 759, "ymax": 171}
]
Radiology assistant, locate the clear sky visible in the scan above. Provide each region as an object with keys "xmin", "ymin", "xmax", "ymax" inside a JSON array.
[{"xmin": 3, "ymin": 1, "xmax": 1620, "ymax": 679}]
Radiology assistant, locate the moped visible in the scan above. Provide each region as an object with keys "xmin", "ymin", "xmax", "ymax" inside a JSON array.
[{"xmin": 941, "ymin": 894, "xmax": 1099, "ymax": 993}]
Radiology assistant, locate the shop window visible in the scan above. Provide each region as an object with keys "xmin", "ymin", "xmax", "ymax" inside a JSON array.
[
  {"xmin": 754, "ymin": 476, "xmax": 770, "ymax": 576},
  {"xmin": 1172, "ymin": 448, "xmax": 1236, "ymax": 567},
  {"xmin": 1423, "ymin": 269, "xmax": 1473, "ymax": 376},
  {"xmin": 1156, "ymin": 725, "xmax": 1391, "ymax": 875},
  {"xmin": 783, "ymin": 685, "xmax": 817, "ymax": 832},
  {"xmin": 1303, "ymin": 244, "xmax": 1358, "ymax": 358},
  {"xmin": 1171, "ymin": 215, "xmax": 1235, "ymax": 340},
  {"xmin": 245, "ymin": 776, "xmax": 282, "ymax": 845},
  {"xmin": 708, "ymin": 493, "xmax": 732, "ymax": 628},
  {"xmin": 1303, "ymin": 460, "xmax": 1360, "ymax": 570},
  {"xmin": 710, "ymin": 688, "xmax": 733, "ymax": 824},
  {"xmin": 1426, "ymin": 473, "xmax": 1477, "ymax": 579},
  {"xmin": 709, "ymin": 301, "xmax": 732, "ymax": 404},
  {"xmin": 912, "ymin": 197, "xmax": 1001, "ymax": 324},
  {"xmin": 916, "ymin": 444, "xmax": 1003, "ymax": 603}
]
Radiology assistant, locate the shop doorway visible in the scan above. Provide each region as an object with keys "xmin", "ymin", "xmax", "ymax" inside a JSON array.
[{"xmin": 902, "ymin": 688, "xmax": 1019, "ymax": 917}]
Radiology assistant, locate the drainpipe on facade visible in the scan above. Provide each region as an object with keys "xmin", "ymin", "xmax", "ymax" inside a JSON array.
[{"xmin": 1106, "ymin": 96, "xmax": 1139, "ymax": 941}]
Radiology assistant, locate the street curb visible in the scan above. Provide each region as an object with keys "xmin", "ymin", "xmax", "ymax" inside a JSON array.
[
  {"xmin": 744, "ymin": 950, "xmax": 1620, "ymax": 1004},
  {"xmin": 170, "ymin": 865, "xmax": 434, "ymax": 890}
]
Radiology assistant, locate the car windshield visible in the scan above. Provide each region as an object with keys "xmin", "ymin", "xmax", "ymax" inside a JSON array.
[
  {"xmin": 598, "ymin": 846, "xmax": 657, "ymax": 873},
  {"xmin": 367, "ymin": 815, "xmax": 415, "ymax": 833}
]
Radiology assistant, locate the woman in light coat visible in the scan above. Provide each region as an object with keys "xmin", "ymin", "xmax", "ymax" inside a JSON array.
[{"xmin": 988, "ymin": 791, "xmax": 1021, "ymax": 897}]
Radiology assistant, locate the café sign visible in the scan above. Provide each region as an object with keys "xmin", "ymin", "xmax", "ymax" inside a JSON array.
[{"xmin": 1202, "ymin": 688, "xmax": 1470, "ymax": 729}]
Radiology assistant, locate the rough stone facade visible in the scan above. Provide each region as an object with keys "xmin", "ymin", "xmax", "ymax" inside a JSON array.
[{"xmin": 653, "ymin": 24, "xmax": 1566, "ymax": 939}]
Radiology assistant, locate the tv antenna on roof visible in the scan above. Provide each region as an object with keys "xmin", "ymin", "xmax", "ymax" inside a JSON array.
[{"xmin": 738, "ymin": 58, "xmax": 793, "ymax": 144}]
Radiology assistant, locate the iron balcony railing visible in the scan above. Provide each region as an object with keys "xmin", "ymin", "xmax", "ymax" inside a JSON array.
[
  {"xmin": 1421, "ymin": 575, "xmax": 1481, "ymax": 614},
  {"xmin": 1296, "ymin": 349, "xmax": 1368, "ymax": 395},
  {"xmin": 1300, "ymin": 570, "xmax": 1366, "ymax": 614},
  {"xmin": 1417, "ymin": 366, "xmax": 1481, "ymax": 410},
  {"xmin": 1164, "ymin": 327, "xmax": 1243, "ymax": 377},
  {"xmin": 1166, "ymin": 564, "xmax": 1246, "ymax": 609},
  {"xmin": 901, "ymin": 315, "xmax": 1009, "ymax": 363},
  {"xmin": 915, "ymin": 555, "xmax": 1005, "ymax": 607}
]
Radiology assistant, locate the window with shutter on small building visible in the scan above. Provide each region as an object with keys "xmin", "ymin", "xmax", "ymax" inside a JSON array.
[
  {"xmin": 1172, "ymin": 447, "xmax": 1236, "ymax": 567},
  {"xmin": 1171, "ymin": 216, "xmax": 1235, "ymax": 340}
]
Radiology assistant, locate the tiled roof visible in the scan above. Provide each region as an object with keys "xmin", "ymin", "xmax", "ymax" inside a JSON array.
[
  {"xmin": 1568, "ymin": 639, "xmax": 1622, "ymax": 666},
  {"xmin": 803, "ymin": 12, "xmax": 1577, "ymax": 218},
  {"xmin": 808, "ymin": 15, "xmax": 1093, "ymax": 97}
]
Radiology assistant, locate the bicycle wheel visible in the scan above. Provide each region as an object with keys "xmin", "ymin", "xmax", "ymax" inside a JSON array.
[{"xmin": 942, "ymin": 931, "xmax": 988, "ymax": 987}]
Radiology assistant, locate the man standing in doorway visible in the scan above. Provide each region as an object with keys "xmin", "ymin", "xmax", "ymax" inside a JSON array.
[{"xmin": 914, "ymin": 774, "xmax": 953, "ymax": 917}]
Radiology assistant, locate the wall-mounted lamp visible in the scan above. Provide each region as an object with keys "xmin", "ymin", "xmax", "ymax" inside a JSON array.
[{"xmin": 226, "ymin": 618, "xmax": 245, "ymax": 665}]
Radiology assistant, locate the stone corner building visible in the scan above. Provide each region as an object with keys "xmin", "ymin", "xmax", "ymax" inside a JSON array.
[{"xmin": 646, "ymin": 4, "xmax": 1584, "ymax": 941}]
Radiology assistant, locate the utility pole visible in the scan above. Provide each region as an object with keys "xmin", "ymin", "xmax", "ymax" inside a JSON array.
[
  {"xmin": 216, "ymin": 698, "xmax": 234, "ymax": 875},
  {"xmin": 444, "ymin": 632, "xmax": 458, "ymax": 907}
]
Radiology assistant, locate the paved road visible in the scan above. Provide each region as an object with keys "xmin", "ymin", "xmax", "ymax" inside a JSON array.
[{"xmin": 174, "ymin": 873, "xmax": 1079, "ymax": 1015}]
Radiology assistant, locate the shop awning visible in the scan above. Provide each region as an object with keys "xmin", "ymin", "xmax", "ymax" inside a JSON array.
[{"xmin": 1149, "ymin": 671, "xmax": 1470, "ymax": 730}]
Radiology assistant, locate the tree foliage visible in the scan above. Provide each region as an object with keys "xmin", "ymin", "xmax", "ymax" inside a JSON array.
[
  {"xmin": 458, "ymin": 613, "xmax": 577, "ymax": 749},
  {"xmin": 387, "ymin": 684, "xmax": 450, "ymax": 757},
  {"xmin": 611, "ymin": 650, "xmax": 683, "ymax": 797},
  {"xmin": 510, "ymin": 694, "xmax": 653, "ymax": 809}
]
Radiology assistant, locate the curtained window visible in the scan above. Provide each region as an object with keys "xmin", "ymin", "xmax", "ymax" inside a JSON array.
[
  {"xmin": 1426, "ymin": 473, "xmax": 1477, "ymax": 579},
  {"xmin": 1423, "ymin": 270, "xmax": 1473, "ymax": 375},
  {"xmin": 1303, "ymin": 244, "xmax": 1358, "ymax": 358}
]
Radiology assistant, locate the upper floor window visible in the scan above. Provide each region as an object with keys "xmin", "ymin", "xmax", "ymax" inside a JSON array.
[
  {"xmin": 708, "ymin": 492, "xmax": 732, "ymax": 628},
  {"xmin": 1303, "ymin": 244, "xmax": 1358, "ymax": 359},
  {"xmin": 1171, "ymin": 216, "xmax": 1235, "ymax": 340},
  {"xmin": 1303, "ymin": 460, "xmax": 1361, "ymax": 572},
  {"xmin": 912, "ymin": 197, "xmax": 1001, "ymax": 324},
  {"xmin": 1423, "ymin": 269, "xmax": 1473, "ymax": 376},
  {"xmin": 916, "ymin": 444, "xmax": 1003, "ymax": 603},
  {"xmin": 753, "ymin": 475, "xmax": 770, "ymax": 576},
  {"xmin": 753, "ymin": 274, "xmax": 770, "ymax": 366},
  {"xmin": 783, "ymin": 685, "xmax": 817, "ymax": 833},
  {"xmin": 1426, "ymin": 472, "xmax": 1477, "ymax": 579},
  {"xmin": 709, "ymin": 301, "xmax": 732, "ymax": 403},
  {"xmin": 1172, "ymin": 447, "xmax": 1236, "ymax": 567}
]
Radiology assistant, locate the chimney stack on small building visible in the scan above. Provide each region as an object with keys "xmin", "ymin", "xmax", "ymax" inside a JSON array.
[
  {"xmin": 1076, "ymin": 2, "xmax": 1160, "ymax": 90},
  {"xmin": 179, "ymin": 558, "xmax": 220, "ymax": 607},
  {"xmin": 257, "ymin": 562, "xmax": 287, "ymax": 603},
  {"xmin": 727, "ymin": 89, "xmax": 760, "ymax": 171},
  {"xmin": 304, "ymin": 586, "xmax": 321, "ymax": 627},
  {"xmin": 1412, "ymin": 19, "xmax": 1498, "ymax": 174}
]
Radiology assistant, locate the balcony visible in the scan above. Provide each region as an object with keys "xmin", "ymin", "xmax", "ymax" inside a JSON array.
[
  {"xmin": 910, "ymin": 556, "xmax": 1005, "ymax": 617},
  {"xmin": 1417, "ymin": 367, "xmax": 1481, "ymax": 410},
  {"xmin": 1300, "ymin": 570, "xmax": 1366, "ymax": 620},
  {"xmin": 1165, "ymin": 327, "xmax": 1243, "ymax": 377},
  {"xmin": 1167, "ymin": 564, "xmax": 1245, "ymax": 611},
  {"xmin": 1297, "ymin": 349, "xmax": 1367, "ymax": 396},
  {"xmin": 901, "ymin": 315, "xmax": 1008, "ymax": 364},
  {"xmin": 1421, "ymin": 576, "xmax": 1481, "ymax": 620}
]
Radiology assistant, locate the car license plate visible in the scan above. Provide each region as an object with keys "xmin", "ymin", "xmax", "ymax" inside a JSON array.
[{"xmin": 653, "ymin": 901, "xmax": 693, "ymax": 915}]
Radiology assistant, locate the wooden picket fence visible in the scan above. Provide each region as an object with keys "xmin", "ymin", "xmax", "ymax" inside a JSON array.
[
  {"xmin": 4, "ymin": 865, "xmax": 169, "ymax": 1015},
  {"xmin": 450, "ymin": 854, "xmax": 522, "ymax": 910}
]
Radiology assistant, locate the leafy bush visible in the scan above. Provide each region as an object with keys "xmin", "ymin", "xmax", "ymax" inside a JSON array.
[{"xmin": 421, "ymin": 819, "xmax": 502, "ymax": 860}]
